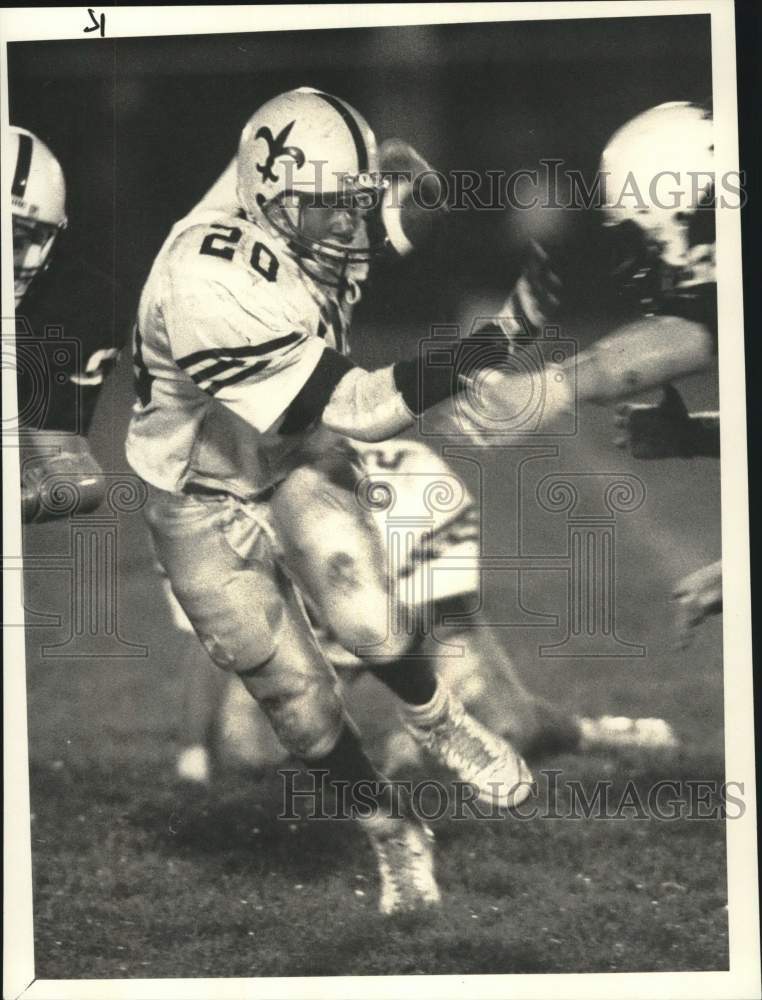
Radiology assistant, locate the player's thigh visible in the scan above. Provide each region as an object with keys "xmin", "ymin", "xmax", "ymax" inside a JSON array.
[
  {"xmin": 144, "ymin": 490, "xmax": 344, "ymax": 756},
  {"xmin": 144, "ymin": 491, "xmax": 284, "ymax": 671},
  {"xmin": 270, "ymin": 459, "xmax": 401, "ymax": 658}
]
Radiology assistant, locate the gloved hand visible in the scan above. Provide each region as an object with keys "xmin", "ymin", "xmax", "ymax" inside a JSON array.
[{"xmin": 613, "ymin": 384, "xmax": 703, "ymax": 459}]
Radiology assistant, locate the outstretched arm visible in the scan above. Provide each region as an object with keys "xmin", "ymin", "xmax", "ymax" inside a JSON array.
[
  {"xmin": 318, "ymin": 239, "xmax": 566, "ymax": 441},
  {"xmin": 571, "ymin": 314, "xmax": 715, "ymax": 406},
  {"xmin": 488, "ymin": 313, "xmax": 717, "ymax": 433}
]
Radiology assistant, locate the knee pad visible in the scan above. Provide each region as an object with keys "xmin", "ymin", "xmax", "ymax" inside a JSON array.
[
  {"xmin": 251, "ymin": 668, "xmax": 345, "ymax": 760},
  {"xmin": 193, "ymin": 577, "xmax": 285, "ymax": 673}
]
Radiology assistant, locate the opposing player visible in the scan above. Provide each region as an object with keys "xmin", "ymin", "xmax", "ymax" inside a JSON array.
[
  {"xmin": 602, "ymin": 103, "xmax": 722, "ymax": 646},
  {"xmin": 495, "ymin": 103, "xmax": 716, "ymax": 424},
  {"xmin": 489, "ymin": 103, "xmax": 723, "ymax": 647},
  {"xmin": 9, "ymin": 126, "xmax": 116, "ymax": 523},
  {"xmin": 126, "ymin": 87, "xmax": 538, "ymax": 914}
]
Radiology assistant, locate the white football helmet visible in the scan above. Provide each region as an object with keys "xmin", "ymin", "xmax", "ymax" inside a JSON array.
[
  {"xmin": 600, "ymin": 102, "xmax": 715, "ymax": 304},
  {"xmin": 236, "ymin": 87, "xmax": 388, "ymax": 286},
  {"xmin": 9, "ymin": 126, "xmax": 68, "ymax": 305}
]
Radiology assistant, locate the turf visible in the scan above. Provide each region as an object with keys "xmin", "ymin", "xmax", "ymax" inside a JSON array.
[{"xmin": 29, "ymin": 752, "xmax": 728, "ymax": 979}]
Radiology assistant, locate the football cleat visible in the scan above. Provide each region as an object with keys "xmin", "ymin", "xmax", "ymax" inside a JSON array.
[
  {"xmin": 401, "ymin": 687, "xmax": 534, "ymax": 809},
  {"xmin": 362, "ymin": 815, "xmax": 441, "ymax": 916},
  {"xmin": 578, "ymin": 715, "xmax": 679, "ymax": 752}
]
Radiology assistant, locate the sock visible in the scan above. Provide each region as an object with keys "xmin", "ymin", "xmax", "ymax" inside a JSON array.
[
  {"xmin": 398, "ymin": 680, "xmax": 450, "ymax": 725},
  {"xmin": 305, "ymin": 723, "xmax": 405, "ymax": 820},
  {"xmin": 308, "ymin": 722, "xmax": 381, "ymax": 787},
  {"xmin": 371, "ymin": 656, "xmax": 438, "ymax": 706}
]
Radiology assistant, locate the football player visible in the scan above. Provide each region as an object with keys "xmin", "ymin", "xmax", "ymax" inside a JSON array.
[
  {"xmin": 168, "ymin": 139, "xmax": 677, "ymax": 785},
  {"xmin": 603, "ymin": 103, "xmax": 722, "ymax": 646},
  {"xmin": 171, "ymin": 432, "xmax": 638, "ymax": 785},
  {"xmin": 490, "ymin": 103, "xmax": 723, "ymax": 648},
  {"xmin": 495, "ymin": 103, "xmax": 717, "ymax": 424},
  {"xmin": 126, "ymin": 87, "xmax": 543, "ymax": 915},
  {"xmin": 9, "ymin": 126, "xmax": 115, "ymax": 523}
]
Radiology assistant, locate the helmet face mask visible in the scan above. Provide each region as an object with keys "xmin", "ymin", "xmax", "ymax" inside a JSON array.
[
  {"xmin": 13, "ymin": 215, "xmax": 62, "ymax": 305},
  {"xmin": 605, "ymin": 206, "xmax": 715, "ymax": 309},
  {"xmin": 236, "ymin": 87, "xmax": 388, "ymax": 291},
  {"xmin": 262, "ymin": 180, "xmax": 389, "ymax": 287},
  {"xmin": 9, "ymin": 127, "xmax": 67, "ymax": 306}
]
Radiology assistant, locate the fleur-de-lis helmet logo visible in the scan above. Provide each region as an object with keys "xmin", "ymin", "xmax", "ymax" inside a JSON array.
[{"xmin": 255, "ymin": 120, "xmax": 306, "ymax": 183}]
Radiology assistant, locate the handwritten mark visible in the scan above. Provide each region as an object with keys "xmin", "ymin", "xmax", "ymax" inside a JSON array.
[{"xmin": 84, "ymin": 8, "xmax": 105, "ymax": 37}]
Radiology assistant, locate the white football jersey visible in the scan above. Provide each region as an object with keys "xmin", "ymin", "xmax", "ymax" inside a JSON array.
[{"xmin": 125, "ymin": 206, "xmax": 357, "ymax": 497}]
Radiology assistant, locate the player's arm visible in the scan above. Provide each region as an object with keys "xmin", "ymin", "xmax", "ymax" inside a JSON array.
[
  {"xmin": 165, "ymin": 224, "xmax": 545, "ymax": 443},
  {"xmin": 479, "ymin": 312, "xmax": 718, "ymax": 434},
  {"xmin": 571, "ymin": 314, "xmax": 715, "ymax": 405},
  {"xmin": 467, "ymin": 240, "xmax": 714, "ymax": 425},
  {"xmin": 169, "ymin": 287, "xmax": 533, "ymax": 445},
  {"xmin": 284, "ymin": 337, "xmax": 554, "ymax": 442},
  {"xmin": 299, "ymin": 238, "xmax": 565, "ymax": 441}
]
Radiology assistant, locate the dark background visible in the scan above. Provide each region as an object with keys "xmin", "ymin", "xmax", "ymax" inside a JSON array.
[{"xmin": 9, "ymin": 14, "xmax": 712, "ymax": 361}]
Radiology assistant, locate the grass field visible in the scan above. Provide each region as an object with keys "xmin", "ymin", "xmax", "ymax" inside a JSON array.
[{"xmin": 19, "ymin": 345, "xmax": 729, "ymax": 979}]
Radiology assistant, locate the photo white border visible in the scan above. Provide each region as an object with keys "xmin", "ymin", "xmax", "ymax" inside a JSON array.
[{"xmin": 2, "ymin": 3, "xmax": 758, "ymax": 999}]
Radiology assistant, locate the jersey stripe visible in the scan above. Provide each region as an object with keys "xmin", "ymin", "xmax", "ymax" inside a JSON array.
[
  {"xmin": 188, "ymin": 355, "xmax": 271, "ymax": 384},
  {"xmin": 314, "ymin": 92, "xmax": 369, "ymax": 174},
  {"xmin": 320, "ymin": 299, "xmax": 345, "ymax": 354},
  {"xmin": 176, "ymin": 332, "xmax": 303, "ymax": 371},
  {"xmin": 12, "ymin": 132, "xmax": 33, "ymax": 198},
  {"xmin": 202, "ymin": 360, "xmax": 270, "ymax": 395}
]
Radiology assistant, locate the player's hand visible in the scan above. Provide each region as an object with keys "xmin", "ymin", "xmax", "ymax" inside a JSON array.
[
  {"xmin": 458, "ymin": 362, "xmax": 573, "ymax": 434},
  {"xmin": 379, "ymin": 138, "xmax": 432, "ymax": 179},
  {"xmin": 613, "ymin": 384, "xmax": 695, "ymax": 459},
  {"xmin": 21, "ymin": 431, "xmax": 106, "ymax": 523},
  {"xmin": 672, "ymin": 559, "xmax": 722, "ymax": 649}
]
